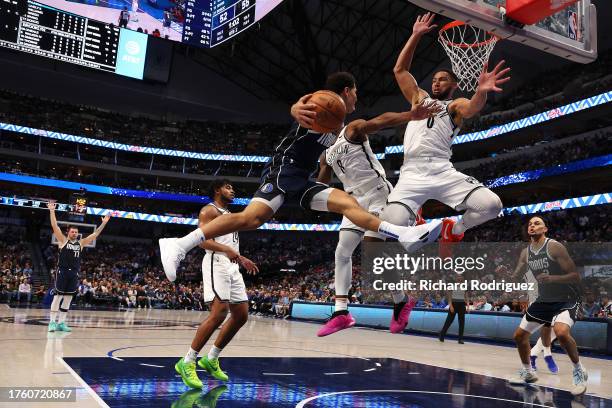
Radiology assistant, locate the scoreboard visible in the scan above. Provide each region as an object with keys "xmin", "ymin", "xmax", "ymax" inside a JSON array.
[
  {"xmin": 183, "ymin": 0, "xmax": 272, "ymax": 48},
  {"xmin": 0, "ymin": 0, "xmax": 148, "ymax": 79}
]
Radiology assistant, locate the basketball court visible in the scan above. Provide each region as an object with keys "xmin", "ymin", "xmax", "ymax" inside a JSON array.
[
  {"xmin": 1, "ymin": 307, "xmax": 610, "ymax": 407},
  {"xmin": 0, "ymin": 0, "xmax": 609, "ymax": 406}
]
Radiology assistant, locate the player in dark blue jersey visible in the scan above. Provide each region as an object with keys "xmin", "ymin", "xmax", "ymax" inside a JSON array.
[
  {"xmin": 508, "ymin": 216, "xmax": 587, "ymax": 395},
  {"xmin": 160, "ymin": 72, "xmax": 446, "ymax": 282},
  {"xmin": 47, "ymin": 202, "xmax": 110, "ymax": 332}
]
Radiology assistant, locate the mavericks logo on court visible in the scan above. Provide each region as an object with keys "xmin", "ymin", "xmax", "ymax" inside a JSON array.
[{"xmin": 260, "ymin": 183, "xmax": 274, "ymax": 193}]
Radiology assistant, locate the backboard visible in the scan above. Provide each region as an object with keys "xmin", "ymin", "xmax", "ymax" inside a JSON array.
[{"xmin": 407, "ymin": 0, "xmax": 597, "ymax": 63}]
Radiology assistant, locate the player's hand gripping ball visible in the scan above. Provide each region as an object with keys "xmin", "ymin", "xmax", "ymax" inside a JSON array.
[{"xmin": 309, "ymin": 90, "xmax": 347, "ymax": 133}]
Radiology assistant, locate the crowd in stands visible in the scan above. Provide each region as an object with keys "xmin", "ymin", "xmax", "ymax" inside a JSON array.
[
  {"xmin": 1, "ymin": 128, "xmax": 608, "ymax": 209},
  {"xmin": 1, "ymin": 48, "xmax": 610, "ymax": 160},
  {"xmin": 0, "ymin": 89, "xmax": 289, "ymax": 156},
  {"xmin": 460, "ymin": 49, "xmax": 612, "ymax": 134},
  {"xmin": 0, "ymin": 225, "xmax": 42, "ymax": 304},
  {"xmin": 464, "ymin": 130, "xmax": 611, "ymax": 183},
  {"xmin": 1, "ymin": 205, "xmax": 610, "ymax": 320}
]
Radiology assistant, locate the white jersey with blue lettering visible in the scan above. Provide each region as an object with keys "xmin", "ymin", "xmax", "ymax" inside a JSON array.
[
  {"xmin": 325, "ymin": 126, "xmax": 387, "ymax": 194},
  {"xmin": 402, "ymin": 97, "xmax": 460, "ymax": 163},
  {"xmin": 205, "ymin": 203, "xmax": 239, "ymax": 257}
]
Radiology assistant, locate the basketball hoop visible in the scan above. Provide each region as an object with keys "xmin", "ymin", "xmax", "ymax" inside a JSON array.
[{"xmin": 438, "ymin": 21, "xmax": 500, "ymax": 92}]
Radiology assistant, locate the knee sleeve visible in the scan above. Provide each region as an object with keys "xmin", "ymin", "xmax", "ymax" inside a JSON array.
[
  {"xmin": 302, "ymin": 185, "xmax": 333, "ymax": 212},
  {"xmin": 50, "ymin": 295, "xmax": 62, "ymax": 312},
  {"xmin": 465, "ymin": 188, "xmax": 502, "ymax": 217},
  {"xmin": 334, "ymin": 230, "xmax": 362, "ymax": 296},
  {"xmin": 60, "ymin": 295, "xmax": 73, "ymax": 312},
  {"xmin": 380, "ymin": 202, "xmax": 416, "ymax": 227},
  {"xmin": 460, "ymin": 188, "xmax": 503, "ymax": 229}
]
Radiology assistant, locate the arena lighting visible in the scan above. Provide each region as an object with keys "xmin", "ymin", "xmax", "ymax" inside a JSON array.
[
  {"xmin": 1, "ymin": 91, "xmax": 609, "ymax": 162},
  {"xmin": 0, "ymin": 192, "xmax": 609, "ymax": 230},
  {"xmin": 0, "ymin": 154, "xmax": 609, "ymax": 204}
]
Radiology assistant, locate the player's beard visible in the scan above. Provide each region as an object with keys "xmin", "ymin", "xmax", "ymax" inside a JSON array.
[{"xmin": 433, "ymin": 88, "xmax": 452, "ymax": 100}]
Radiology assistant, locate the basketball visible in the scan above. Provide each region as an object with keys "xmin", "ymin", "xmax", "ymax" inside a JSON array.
[{"xmin": 309, "ymin": 90, "xmax": 346, "ymax": 133}]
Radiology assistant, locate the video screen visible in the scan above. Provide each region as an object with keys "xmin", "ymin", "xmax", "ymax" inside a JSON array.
[{"xmin": 34, "ymin": 0, "xmax": 284, "ymax": 46}]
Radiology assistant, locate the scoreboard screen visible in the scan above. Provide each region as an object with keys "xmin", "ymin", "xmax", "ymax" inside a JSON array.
[
  {"xmin": 69, "ymin": 194, "xmax": 88, "ymax": 216},
  {"xmin": 0, "ymin": 0, "xmax": 148, "ymax": 79},
  {"xmin": 184, "ymin": 0, "xmax": 283, "ymax": 47},
  {"xmin": 183, "ymin": 0, "xmax": 265, "ymax": 48}
]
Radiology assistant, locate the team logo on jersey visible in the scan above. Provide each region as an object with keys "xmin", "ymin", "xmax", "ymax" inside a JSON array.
[
  {"xmin": 464, "ymin": 176, "xmax": 480, "ymax": 185},
  {"xmin": 260, "ymin": 183, "xmax": 274, "ymax": 193}
]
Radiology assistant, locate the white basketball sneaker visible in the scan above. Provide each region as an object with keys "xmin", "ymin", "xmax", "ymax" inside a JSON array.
[
  {"xmin": 396, "ymin": 219, "xmax": 444, "ymax": 252},
  {"xmin": 159, "ymin": 238, "xmax": 185, "ymax": 282},
  {"xmin": 570, "ymin": 366, "xmax": 588, "ymax": 396},
  {"xmin": 508, "ymin": 368, "xmax": 539, "ymax": 385}
]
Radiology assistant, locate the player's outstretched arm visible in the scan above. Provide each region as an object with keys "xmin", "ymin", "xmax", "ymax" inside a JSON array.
[
  {"xmin": 394, "ymin": 13, "xmax": 436, "ymax": 105},
  {"xmin": 317, "ymin": 153, "xmax": 333, "ymax": 185},
  {"xmin": 197, "ymin": 205, "xmax": 240, "ymax": 261},
  {"xmin": 540, "ymin": 241, "xmax": 580, "ymax": 284},
  {"xmin": 346, "ymin": 100, "xmax": 441, "ymax": 142},
  {"xmin": 81, "ymin": 214, "xmax": 111, "ymax": 247},
  {"xmin": 452, "ymin": 60, "xmax": 511, "ymax": 120},
  {"xmin": 47, "ymin": 201, "xmax": 66, "ymax": 245}
]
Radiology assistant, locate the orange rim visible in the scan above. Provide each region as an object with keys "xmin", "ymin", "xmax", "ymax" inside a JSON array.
[{"xmin": 439, "ymin": 20, "xmax": 499, "ymax": 49}]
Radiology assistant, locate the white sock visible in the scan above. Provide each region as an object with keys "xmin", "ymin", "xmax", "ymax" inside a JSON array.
[
  {"xmin": 176, "ymin": 229, "xmax": 205, "ymax": 252},
  {"xmin": 50, "ymin": 294, "xmax": 62, "ymax": 323},
  {"xmin": 391, "ymin": 291, "xmax": 407, "ymax": 304},
  {"xmin": 522, "ymin": 363, "xmax": 532, "ymax": 371},
  {"xmin": 57, "ymin": 295, "xmax": 72, "ymax": 324},
  {"xmin": 208, "ymin": 345, "xmax": 222, "ymax": 360},
  {"xmin": 184, "ymin": 348, "xmax": 199, "ymax": 363},
  {"xmin": 531, "ymin": 338, "xmax": 544, "ymax": 357},
  {"xmin": 543, "ymin": 346, "xmax": 552, "ymax": 357},
  {"xmin": 335, "ymin": 298, "xmax": 348, "ymax": 312},
  {"xmin": 452, "ymin": 220, "xmax": 467, "ymax": 235},
  {"xmin": 58, "ymin": 311, "xmax": 67, "ymax": 324},
  {"xmin": 377, "ymin": 221, "xmax": 403, "ymax": 240},
  {"xmin": 573, "ymin": 360, "xmax": 584, "ymax": 371}
]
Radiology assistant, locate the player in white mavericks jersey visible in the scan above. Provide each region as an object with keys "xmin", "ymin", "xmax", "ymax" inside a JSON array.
[
  {"xmin": 316, "ymin": 100, "xmax": 442, "ymax": 337},
  {"xmin": 175, "ymin": 180, "xmax": 259, "ymax": 390},
  {"xmin": 382, "ymin": 13, "xmax": 511, "ymax": 252}
]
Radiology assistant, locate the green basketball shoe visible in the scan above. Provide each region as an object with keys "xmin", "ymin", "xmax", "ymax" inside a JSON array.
[
  {"xmin": 175, "ymin": 358, "xmax": 203, "ymax": 389},
  {"xmin": 198, "ymin": 357, "xmax": 229, "ymax": 381},
  {"xmin": 56, "ymin": 322, "xmax": 72, "ymax": 332}
]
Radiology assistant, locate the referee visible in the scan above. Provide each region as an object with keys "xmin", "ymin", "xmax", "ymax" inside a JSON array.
[{"xmin": 439, "ymin": 274, "xmax": 469, "ymax": 344}]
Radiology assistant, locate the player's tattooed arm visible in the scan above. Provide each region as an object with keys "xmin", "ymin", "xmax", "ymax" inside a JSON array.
[
  {"xmin": 81, "ymin": 214, "xmax": 111, "ymax": 247},
  {"xmin": 47, "ymin": 201, "xmax": 66, "ymax": 245},
  {"xmin": 394, "ymin": 13, "xmax": 436, "ymax": 105},
  {"xmin": 509, "ymin": 248, "xmax": 528, "ymax": 280},
  {"xmin": 197, "ymin": 205, "xmax": 240, "ymax": 261},
  {"xmin": 451, "ymin": 60, "xmax": 511, "ymax": 120},
  {"xmin": 540, "ymin": 241, "xmax": 580, "ymax": 284},
  {"xmin": 317, "ymin": 152, "xmax": 333, "ymax": 185}
]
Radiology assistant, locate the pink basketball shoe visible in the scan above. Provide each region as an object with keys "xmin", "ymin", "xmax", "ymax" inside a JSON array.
[
  {"xmin": 389, "ymin": 297, "xmax": 417, "ymax": 334},
  {"xmin": 317, "ymin": 311, "xmax": 356, "ymax": 337}
]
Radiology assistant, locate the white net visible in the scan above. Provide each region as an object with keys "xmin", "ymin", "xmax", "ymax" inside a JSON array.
[{"xmin": 438, "ymin": 22, "xmax": 499, "ymax": 92}]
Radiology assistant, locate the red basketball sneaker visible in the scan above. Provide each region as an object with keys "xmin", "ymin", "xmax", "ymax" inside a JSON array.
[{"xmin": 439, "ymin": 218, "xmax": 464, "ymax": 259}]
